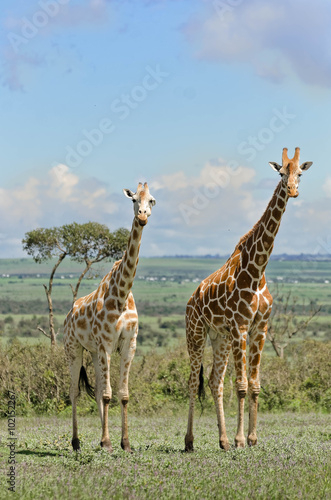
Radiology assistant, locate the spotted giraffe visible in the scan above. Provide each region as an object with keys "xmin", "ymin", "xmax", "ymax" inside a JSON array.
[
  {"xmin": 64, "ymin": 182, "xmax": 156, "ymax": 453},
  {"xmin": 185, "ymin": 148, "xmax": 313, "ymax": 452}
]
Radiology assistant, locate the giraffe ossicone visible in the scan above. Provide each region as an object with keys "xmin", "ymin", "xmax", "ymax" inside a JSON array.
[
  {"xmin": 185, "ymin": 148, "xmax": 313, "ymax": 452},
  {"xmin": 64, "ymin": 182, "xmax": 156, "ymax": 453}
]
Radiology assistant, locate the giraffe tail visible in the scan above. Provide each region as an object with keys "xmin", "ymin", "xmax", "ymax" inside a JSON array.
[
  {"xmin": 198, "ymin": 364, "xmax": 205, "ymax": 403},
  {"xmin": 79, "ymin": 366, "xmax": 95, "ymax": 400}
]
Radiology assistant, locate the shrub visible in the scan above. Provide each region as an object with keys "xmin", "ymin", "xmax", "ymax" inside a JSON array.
[{"xmin": 0, "ymin": 339, "xmax": 330, "ymax": 417}]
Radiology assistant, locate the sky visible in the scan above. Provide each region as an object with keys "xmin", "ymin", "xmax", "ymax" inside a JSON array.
[{"xmin": 1, "ymin": 0, "xmax": 331, "ymax": 258}]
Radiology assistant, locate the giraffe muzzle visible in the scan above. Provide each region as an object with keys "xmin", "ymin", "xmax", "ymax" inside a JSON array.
[
  {"xmin": 137, "ymin": 215, "xmax": 148, "ymax": 226},
  {"xmin": 288, "ymin": 188, "xmax": 299, "ymax": 198}
]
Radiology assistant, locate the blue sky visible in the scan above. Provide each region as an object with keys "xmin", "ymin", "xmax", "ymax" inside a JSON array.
[{"xmin": 1, "ymin": 0, "xmax": 331, "ymax": 258}]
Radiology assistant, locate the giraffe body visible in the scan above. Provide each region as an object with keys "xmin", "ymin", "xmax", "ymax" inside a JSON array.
[
  {"xmin": 64, "ymin": 183, "xmax": 155, "ymax": 452},
  {"xmin": 185, "ymin": 148, "xmax": 313, "ymax": 451}
]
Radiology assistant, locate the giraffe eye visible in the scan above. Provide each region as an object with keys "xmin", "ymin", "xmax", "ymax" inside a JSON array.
[{"xmin": 132, "ymin": 199, "xmax": 137, "ymax": 203}]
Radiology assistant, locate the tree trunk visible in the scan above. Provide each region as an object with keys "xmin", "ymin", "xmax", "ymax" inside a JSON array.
[
  {"xmin": 41, "ymin": 252, "xmax": 66, "ymax": 347},
  {"xmin": 43, "ymin": 285, "xmax": 56, "ymax": 347},
  {"xmin": 70, "ymin": 261, "xmax": 92, "ymax": 305},
  {"xmin": 269, "ymin": 336, "xmax": 282, "ymax": 358}
]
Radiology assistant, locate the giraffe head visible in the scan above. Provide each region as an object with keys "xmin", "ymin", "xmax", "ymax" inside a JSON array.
[
  {"xmin": 269, "ymin": 147, "xmax": 313, "ymax": 198},
  {"xmin": 123, "ymin": 182, "xmax": 156, "ymax": 226}
]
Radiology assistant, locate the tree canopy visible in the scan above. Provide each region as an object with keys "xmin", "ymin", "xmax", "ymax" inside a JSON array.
[
  {"xmin": 23, "ymin": 222, "xmax": 129, "ymax": 265},
  {"xmin": 22, "ymin": 227, "xmax": 64, "ymax": 263}
]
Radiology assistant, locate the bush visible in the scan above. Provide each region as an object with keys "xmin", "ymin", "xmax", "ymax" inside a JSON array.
[
  {"xmin": 260, "ymin": 340, "xmax": 331, "ymax": 412},
  {"xmin": 0, "ymin": 339, "xmax": 330, "ymax": 417},
  {"xmin": 0, "ymin": 340, "xmax": 70, "ymax": 417}
]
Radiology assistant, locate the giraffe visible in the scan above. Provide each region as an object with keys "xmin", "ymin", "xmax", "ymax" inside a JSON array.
[
  {"xmin": 64, "ymin": 182, "xmax": 156, "ymax": 453},
  {"xmin": 185, "ymin": 147, "xmax": 313, "ymax": 452}
]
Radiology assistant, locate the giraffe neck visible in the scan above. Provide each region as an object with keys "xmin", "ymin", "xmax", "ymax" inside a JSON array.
[
  {"xmin": 113, "ymin": 218, "xmax": 143, "ymax": 308},
  {"xmin": 239, "ymin": 178, "xmax": 289, "ymax": 283}
]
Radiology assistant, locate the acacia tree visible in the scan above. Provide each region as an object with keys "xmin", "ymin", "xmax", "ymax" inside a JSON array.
[
  {"xmin": 22, "ymin": 227, "xmax": 67, "ymax": 347},
  {"xmin": 22, "ymin": 223, "xmax": 129, "ymax": 346},
  {"xmin": 267, "ymin": 290, "xmax": 320, "ymax": 358}
]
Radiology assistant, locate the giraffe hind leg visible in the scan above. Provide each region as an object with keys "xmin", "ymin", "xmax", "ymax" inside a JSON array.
[
  {"xmin": 185, "ymin": 308, "xmax": 207, "ymax": 452},
  {"xmin": 67, "ymin": 345, "xmax": 84, "ymax": 451}
]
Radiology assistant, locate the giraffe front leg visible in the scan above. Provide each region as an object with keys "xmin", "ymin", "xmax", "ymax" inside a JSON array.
[
  {"xmin": 118, "ymin": 333, "xmax": 137, "ymax": 453},
  {"xmin": 209, "ymin": 334, "xmax": 232, "ymax": 451},
  {"xmin": 98, "ymin": 346, "xmax": 113, "ymax": 452},
  {"xmin": 247, "ymin": 324, "xmax": 267, "ymax": 446},
  {"xmin": 92, "ymin": 352, "xmax": 104, "ymax": 425},
  {"xmin": 232, "ymin": 326, "xmax": 248, "ymax": 448}
]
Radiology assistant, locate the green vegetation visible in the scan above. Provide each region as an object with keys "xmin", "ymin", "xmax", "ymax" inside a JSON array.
[
  {"xmin": 1, "ymin": 339, "xmax": 330, "ymax": 417},
  {"xmin": 0, "ymin": 413, "xmax": 330, "ymax": 499}
]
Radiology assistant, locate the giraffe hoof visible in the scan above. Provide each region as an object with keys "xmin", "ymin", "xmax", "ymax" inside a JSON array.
[
  {"xmin": 121, "ymin": 438, "xmax": 133, "ymax": 453},
  {"xmin": 101, "ymin": 439, "xmax": 113, "ymax": 453},
  {"xmin": 247, "ymin": 435, "xmax": 258, "ymax": 446},
  {"xmin": 184, "ymin": 437, "xmax": 194, "ymax": 452},
  {"xmin": 235, "ymin": 438, "xmax": 245, "ymax": 449},
  {"xmin": 72, "ymin": 438, "xmax": 80, "ymax": 451},
  {"xmin": 219, "ymin": 439, "xmax": 230, "ymax": 451}
]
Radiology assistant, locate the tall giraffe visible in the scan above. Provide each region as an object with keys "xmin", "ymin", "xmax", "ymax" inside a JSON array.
[
  {"xmin": 185, "ymin": 148, "xmax": 313, "ymax": 452},
  {"xmin": 64, "ymin": 182, "xmax": 156, "ymax": 453}
]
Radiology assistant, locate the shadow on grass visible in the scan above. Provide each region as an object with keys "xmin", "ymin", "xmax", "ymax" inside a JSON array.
[
  {"xmin": 16, "ymin": 449, "xmax": 59, "ymax": 458},
  {"xmin": 140, "ymin": 444, "xmax": 185, "ymax": 454}
]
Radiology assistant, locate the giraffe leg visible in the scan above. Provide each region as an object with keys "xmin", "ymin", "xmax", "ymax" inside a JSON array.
[
  {"xmin": 118, "ymin": 330, "xmax": 137, "ymax": 453},
  {"xmin": 185, "ymin": 307, "xmax": 207, "ymax": 452},
  {"xmin": 67, "ymin": 345, "xmax": 83, "ymax": 451},
  {"xmin": 232, "ymin": 326, "xmax": 248, "ymax": 448},
  {"xmin": 209, "ymin": 333, "xmax": 232, "ymax": 451},
  {"xmin": 98, "ymin": 345, "xmax": 113, "ymax": 452},
  {"xmin": 247, "ymin": 324, "xmax": 267, "ymax": 446}
]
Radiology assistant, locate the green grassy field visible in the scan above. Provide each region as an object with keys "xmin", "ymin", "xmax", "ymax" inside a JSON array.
[
  {"xmin": 0, "ymin": 412, "xmax": 330, "ymax": 499},
  {"xmin": 1, "ymin": 257, "xmax": 331, "ymax": 298}
]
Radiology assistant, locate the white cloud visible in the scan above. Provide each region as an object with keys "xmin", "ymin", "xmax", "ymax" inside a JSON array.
[
  {"xmin": 0, "ymin": 164, "xmax": 119, "ymax": 257},
  {"xmin": 152, "ymin": 158, "xmax": 255, "ymax": 191},
  {"xmin": 184, "ymin": 0, "xmax": 331, "ymax": 87},
  {"xmin": 145, "ymin": 163, "xmax": 331, "ymax": 257},
  {"xmin": 0, "ymin": 162, "xmax": 329, "ymax": 258},
  {"xmin": 48, "ymin": 164, "xmax": 79, "ymax": 202}
]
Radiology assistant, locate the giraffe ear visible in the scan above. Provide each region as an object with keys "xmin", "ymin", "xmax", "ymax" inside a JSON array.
[
  {"xmin": 269, "ymin": 162, "xmax": 282, "ymax": 172},
  {"xmin": 123, "ymin": 189, "xmax": 135, "ymax": 199},
  {"xmin": 300, "ymin": 161, "xmax": 313, "ymax": 171}
]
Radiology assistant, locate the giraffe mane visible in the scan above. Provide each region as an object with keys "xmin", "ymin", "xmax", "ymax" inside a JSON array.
[{"xmin": 231, "ymin": 179, "xmax": 283, "ymax": 256}]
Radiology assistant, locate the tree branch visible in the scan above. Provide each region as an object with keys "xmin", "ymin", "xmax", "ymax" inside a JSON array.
[{"xmin": 37, "ymin": 326, "xmax": 51, "ymax": 339}]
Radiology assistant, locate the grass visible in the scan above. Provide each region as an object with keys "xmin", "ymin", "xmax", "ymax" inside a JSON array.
[{"xmin": 0, "ymin": 412, "xmax": 330, "ymax": 499}]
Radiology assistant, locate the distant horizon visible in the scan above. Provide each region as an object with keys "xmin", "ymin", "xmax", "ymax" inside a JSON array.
[{"xmin": 1, "ymin": 253, "xmax": 331, "ymax": 261}]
